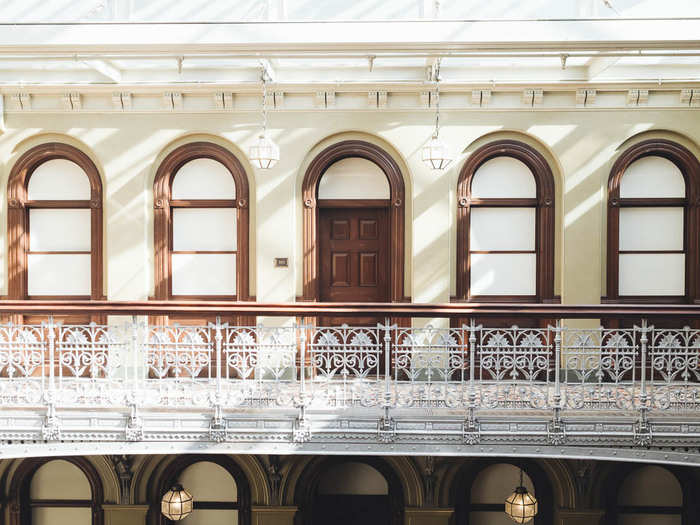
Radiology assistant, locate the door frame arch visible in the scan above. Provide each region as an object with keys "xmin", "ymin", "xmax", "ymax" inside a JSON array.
[{"xmin": 301, "ymin": 140, "xmax": 406, "ymax": 302}]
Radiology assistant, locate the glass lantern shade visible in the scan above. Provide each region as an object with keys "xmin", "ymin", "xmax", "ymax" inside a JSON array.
[
  {"xmin": 249, "ymin": 134, "xmax": 280, "ymax": 169},
  {"xmin": 505, "ymin": 486, "xmax": 538, "ymax": 524},
  {"xmin": 161, "ymin": 484, "xmax": 193, "ymax": 521},
  {"xmin": 421, "ymin": 136, "xmax": 453, "ymax": 170}
]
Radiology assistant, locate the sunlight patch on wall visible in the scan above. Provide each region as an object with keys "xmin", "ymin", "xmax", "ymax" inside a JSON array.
[
  {"xmin": 105, "ymin": 129, "xmax": 182, "ymax": 192},
  {"xmin": 527, "ymin": 124, "xmax": 576, "ymax": 148},
  {"xmin": 564, "ymin": 190, "xmax": 601, "ymax": 228},
  {"xmin": 564, "ymin": 144, "xmax": 617, "ymax": 195}
]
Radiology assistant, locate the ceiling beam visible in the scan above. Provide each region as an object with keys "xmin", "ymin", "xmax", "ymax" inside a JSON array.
[
  {"xmin": 81, "ymin": 58, "xmax": 122, "ymax": 82},
  {"xmin": 0, "ymin": 19, "xmax": 699, "ymax": 54}
]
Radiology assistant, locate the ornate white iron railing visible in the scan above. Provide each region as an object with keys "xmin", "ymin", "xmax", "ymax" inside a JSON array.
[{"xmin": 1, "ymin": 317, "xmax": 699, "ymax": 415}]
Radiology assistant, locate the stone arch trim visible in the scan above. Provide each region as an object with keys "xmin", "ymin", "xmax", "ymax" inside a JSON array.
[
  {"xmin": 8, "ymin": 456, "xmax": 105, "ymax": 525},
  {"xmin": 147, "ymin": 454, "xmax": 252, "ymax": 525},
  {"xmin": 449, "ymin": 458, "xmax": 555, "ymax": 525},
  {"xmin": 456, "ymin": 139, "xmax": 556, "ymax": 301},
  {"xmin": 292, "ymin": 456, "xmax": 406, "ymax": 525},
  {"xmin": 7, "ymin": 142, "xmax": 104, "ymax": 300},
  {"xmin": 152, "ymin": 141, "xmax": 251, "ymax": 301},
  {"xmin": 606, "ymin": 138, "xmax": 700, "ymax": 302},
  {"xmin": 301, "ymin": 140, "xmax": 406, "ymax": 302}
]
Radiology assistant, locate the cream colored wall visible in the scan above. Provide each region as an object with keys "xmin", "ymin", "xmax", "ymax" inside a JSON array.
[{"xmin": 0, "ymin": 110, "xmax": 699, "ymax": 316}]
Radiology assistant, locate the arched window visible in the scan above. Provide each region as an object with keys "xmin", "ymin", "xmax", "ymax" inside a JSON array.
[
  {"xmin": 7, "ymin": 144, "xmax": 103, "ymax": 313},
  {"xmin": 9, "ymin": 457, "xmax": 104, "ymax": 525},
  {"xmin": 457, "ymin": 140, "xmax": 555, "ymax": 303},
  {"xmin": 607, "ymin": 140, "xmax": 700, "ymax": 302},
  {"xmin": 152, "ymin": 455, "xmax": 251, "ymax": 525},
  {"xmin": 153, "ymin": 142, "xmax": 250, "ymax": 309}
]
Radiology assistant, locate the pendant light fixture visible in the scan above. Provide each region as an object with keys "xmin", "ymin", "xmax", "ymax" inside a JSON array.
[
  {"xmin": 161, "ymin": 484, "xmax": 194, "ymax": 521},
  {"xmin": 504, "ymin": 466, "xmax": 538, "ymax": 524},
  {"xmin": 248, "ymin": 66, "xmax": 280, "ymax": 169},
  {"xmin": 421, "ymin": 58, "xmax": 453, "ymax": 170}
]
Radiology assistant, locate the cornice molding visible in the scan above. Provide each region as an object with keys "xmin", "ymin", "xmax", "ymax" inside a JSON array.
[{"xmin": 2, "ymin": 86, "xmax": 700, "ymax": 114}]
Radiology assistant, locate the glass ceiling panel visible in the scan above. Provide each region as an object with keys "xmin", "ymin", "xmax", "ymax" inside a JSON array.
[{"xmin": 1, "ymin": 0, "xmax": 699, "ymax": 22}]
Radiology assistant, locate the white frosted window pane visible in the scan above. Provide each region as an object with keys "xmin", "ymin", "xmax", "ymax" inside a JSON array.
[
  {"xmin": 620, "ymin": 156, "xmax": 685, "ymax": 198},
  {"xmin": 29, "ymin": 209, "xmax": 91, "ymax": 251},
  {"xmin": 32, "ymin": 507, "xmax": 91, "ymax": 525},
  {"xmin": 470, "ymin": 208, "xmax": 535, "ymax": 251},
  {"xmin": 30, "ymin": 460, "xmax": 91, "ymax": 499},
  {"xmin": 172, "ymin": 254, "xmax": 235, "ymax": 295},
  {"xmin": 471, "ymin": 157, "xmax": 536, "ymax": 198},
  {"xmin": 27, "ymin": 159, "xmax": 91, "ymax": 200},
  {"xmin": 178, "ymin": 462, "xmax": 237, "ymax": 502},
  {"xmin": 619, "ymin": 207, "xmax": 683, "ymax": 251},
  {"xmin": 173, "ymin": 209, "xmax": 236, "ymax": 251},
  {"xmin": 318, "ymin": 157, "xmax": 390, "ymax": 199},
  {"xmin": 172, "ymin": 158, "xmax": 236, "ymax": 199},
  {"xmin": 28, "ymin": 254, "xmax": 91, "ymax": 295},
  {"xmin": 619, "ymin": 254, "xmax": 685, "ymax": 296},
  {"xmin": 470, "ymin": 253, "xmax": 536, "ymax": 295},
  {"xmin": 181, "ymin": 510, "xmax": 238, "ymax": 525}
]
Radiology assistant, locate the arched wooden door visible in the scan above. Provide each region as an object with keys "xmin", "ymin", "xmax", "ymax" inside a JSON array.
[{"xmin": 302, "ymin": 140, "xmax": 407, "ymax": 327}]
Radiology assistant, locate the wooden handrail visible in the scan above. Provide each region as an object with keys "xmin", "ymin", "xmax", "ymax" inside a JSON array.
[{"xmin": 0, "ymin": 300, "xmax": 699, "ymax": 318}]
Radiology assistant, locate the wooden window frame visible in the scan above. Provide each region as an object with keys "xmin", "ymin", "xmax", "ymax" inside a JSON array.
[
  {"xmin": 150, "ymin": 454, "xmax": 251, "ymax": 525},
  {"xmin": 8, "ymin": 456, "xmax": 104, "ymax": 525},
  {"xmin": 301, "ymin": 140, "xmax": 407, "ymax": 303},
  {"xmin": 606, "ymin": 139, "xmax": 700, "ymax": 304},
  {"xmin": 7, "ymin": 143, "xmax": 104, "ymax": 303},
  {"xmin": 153, "ymin": 142, "xmax": 251, "ymax": 302},
  {"xmin": 456, "ymin": 140, "xmax": 556, "ymax": 303}
]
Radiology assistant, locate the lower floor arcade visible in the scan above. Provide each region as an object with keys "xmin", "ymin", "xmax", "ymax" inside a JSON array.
[{"xmin": 0, "ymin": 453, "xmax": 698, "ymax": 525}]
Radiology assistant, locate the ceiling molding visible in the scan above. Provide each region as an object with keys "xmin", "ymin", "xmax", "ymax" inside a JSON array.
[{"xmin": 2, "ymin": 86, "xmax": 700, "ymax": 114}]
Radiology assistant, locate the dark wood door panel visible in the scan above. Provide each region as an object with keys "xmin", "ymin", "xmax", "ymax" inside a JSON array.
[{"xmin": 320, "ymin": 206, "xmax": 389, "ymax": 327}]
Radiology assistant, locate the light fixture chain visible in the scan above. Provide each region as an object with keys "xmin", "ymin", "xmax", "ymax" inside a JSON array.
[
  {"xmin": 261, "ymin": 70, "xmax": 268, "ymax": 135},
  {"xmin": 433, "ymin": 58, "xmax": 441, "ymax": 139}
]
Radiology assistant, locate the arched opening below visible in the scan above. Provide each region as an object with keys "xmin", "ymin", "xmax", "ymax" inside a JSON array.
[
  {"xmin": 176, "ymin": 461, "xmax": 239, "ymax": 525},
  {"xmin": 314, "ymin": 462, "xmax": 390, "ymax": 525},
  {"xmin": 469, "ymin": 464, "xmax": 535, "ymax": 525},
  {"xmin": 616, "ymin": 466, "xmax": 682, "ymax": 525},
  {"xmin": 29, "ymin": 460, "xmax": 93, "ymax": 525}
]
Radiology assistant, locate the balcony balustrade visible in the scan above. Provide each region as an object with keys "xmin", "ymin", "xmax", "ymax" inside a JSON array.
[{"xmin": 1, "ymin": 301, "xmax": 700, "ymax": 462}]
